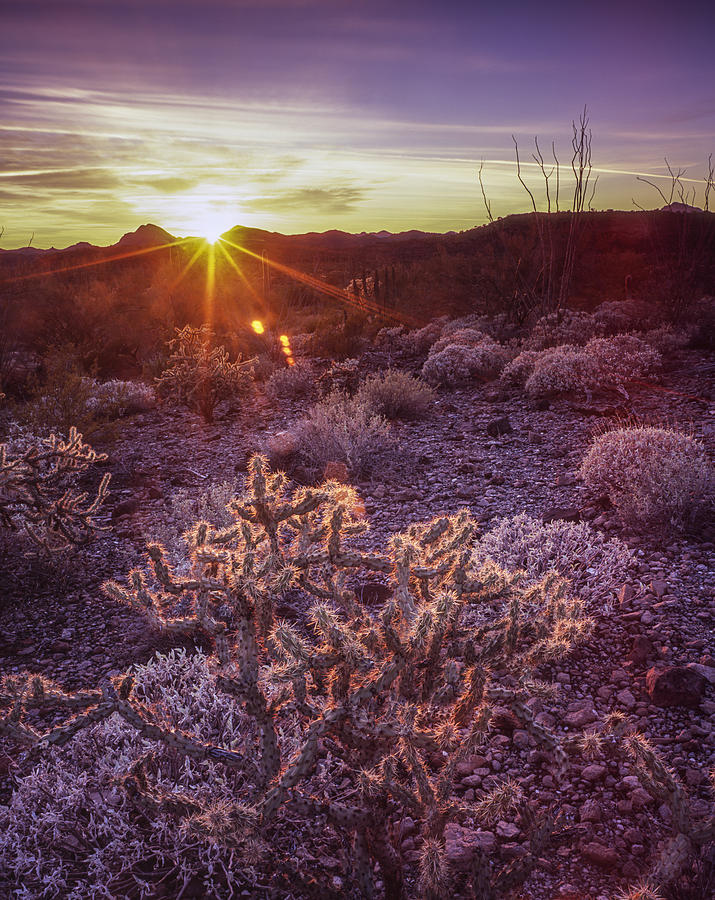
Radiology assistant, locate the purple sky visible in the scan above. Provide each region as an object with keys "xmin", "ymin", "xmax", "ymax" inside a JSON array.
[{"xmin": 1, "ymin": 0, "xmax": 714, "ymax": 247}]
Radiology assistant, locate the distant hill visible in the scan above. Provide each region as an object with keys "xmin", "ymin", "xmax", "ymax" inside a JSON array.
[{"xmin": 1, "ymin": 210, "xmax": 713, "ymax": 338}]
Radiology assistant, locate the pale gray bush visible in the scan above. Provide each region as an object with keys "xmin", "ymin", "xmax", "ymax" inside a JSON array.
[
  {"xmin": 580, "ymin": 426, "xmax": 714, "ymax": 530},
  {"xmin": 524, "ymin": 345, "xmax": 599, "ymax": 397},
  {"xmin": 356, "ymin": 370, "xmax": 435, "ymax": 420},
  {"xmin": 422, "ymin": 340, "xmax": 510, "ymax": 387},
  {"xmin": 584, "ymin": 334, "xmax": 660, "ymax": 385},
  {"xmin": 525, "ymin": 310, "xmax": 604, "ymax": 350},
  {"xmin": 471, "ymin": 513, "xmax": 635, "ymax": 610},
  {"xmin": 293, "ymin": 392, "xmax": 395, "ymax": 476},
  {"xmin": 265, "ymin": 363, "xmax": 317, "ymax": 401},
  {"xmin": 0, "ymin": 650, "xmax": 261, "ymax": 899}
]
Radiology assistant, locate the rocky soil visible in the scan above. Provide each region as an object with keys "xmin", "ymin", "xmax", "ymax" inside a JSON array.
[{"xmin": 1, "ymin": 346, "xmax": 713, "ymax": 899}]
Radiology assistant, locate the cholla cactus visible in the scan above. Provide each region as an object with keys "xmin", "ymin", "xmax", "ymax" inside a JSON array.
[
  {"xmin": 618, "ymin": 731, "xmax": 715, "ymax": 894},
  {"xmin": 0, "ymin": 426, "xmax": 110, "ymax": 551},
  {"xmin": 580, "ymin": 426, "xmax": 714, "ymax": 530},
  {"xmin": 2, "ymin": 455, "xmax": 592, "ymax": 897},
  {"xmin": 156, "ymin": 325, "xmax": 254, "ymax": 423}
]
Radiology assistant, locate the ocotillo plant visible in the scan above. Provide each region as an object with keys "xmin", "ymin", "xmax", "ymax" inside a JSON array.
[{"xmin": 4, "ymin": 455, "xmax": 593, "ymax": 897}]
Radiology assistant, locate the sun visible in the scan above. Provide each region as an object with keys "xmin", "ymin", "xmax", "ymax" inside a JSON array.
[
  {"xmin": 192, "ymin": 211, "xmax": 236, "ymax": 244},
  {"xmin": 200, "ymin": 222, "xmax": 228, "ymax": 243}
]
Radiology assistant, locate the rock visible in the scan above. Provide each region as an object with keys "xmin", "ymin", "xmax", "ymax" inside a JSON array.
[
  {"xmin": 323, "ymin": 460, "xmax": 349, "ymax": 483},
  {"xmin": 629, "ymin": 635, "xmax": 653, "ymax": 666},
  {"xmin": 687, "ymin": 663, "xmax": 715, "ymax": 685},
  {"xmin": 581, "ymin": 764, "xmax": 607, "ymax": 782},
  {"xmin": 579, "ymin": 800, "xmax": 602, "ymax": 823},
  {"xmin": 616, "ymin": 689, "xmax": 637, "ymax": 710},
  {"xmin": 565, "ymin": 706, "xmax": 597, "ymax": 728},
  {"xmin": 630, "ymin": 788, "xmax": 653, "ymax": 809},
  {"xmin": 486, "ymin": 416, "xmax": 512, "ymax": 437},
  {"xmin": 444, "ymin": 824, "xmax": 496, "ymax": 870},
  {"xmin": 581, "ymin": 841, "xmax": 620, "ymax": 870},
  {"xmin": 555, "ymin": 473, "xmax": 577, "ymax": 486},
  {"xmin": 542, "ymin": 506, "xmax": 580, "ymax": 524},
  {"xmin": 266, "ymin": 430, "xmax": 299, "ymax": 461},
  {"xmin": 112, "ymin": 497, "xmax": 140, "ymax": 520},
  {"xmin": 496, "ymin": 821, "xmax": 520, "ymax": 840},
  {"xmin": 646, "ymin": 666, "xmax": 707, "ymax": 708}
]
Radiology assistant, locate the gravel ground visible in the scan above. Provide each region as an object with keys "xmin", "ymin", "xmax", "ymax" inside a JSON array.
[{"xmin": 1, "ymin": 346, "xmax": 713, "ymax": 899}]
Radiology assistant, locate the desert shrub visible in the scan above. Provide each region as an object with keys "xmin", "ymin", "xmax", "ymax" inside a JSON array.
[
  {"xmin": 2, "ymin": 457, "xmax": 593, "ymax": 898},
  {"xmin": 375, "ymin": 324, "xmax": 407, "ymax": 351},
  {"xmin": 86, "ymin": 379, "xmax": 156, "ymax": 417},
  {"xmin": 580, "ymin": 426, "xmax": 714, "ymax": 530},
  {"xmin": 403, "ymin": 317, "xmax": 449, "ymax": 354},
  {"xmin": 19, "ymin": 348, "xmax": 111, "ymax": 440},
  {"xmin": 309, "ymin": 312, "xmax": 368, "ymax": 360},
  {"xmin": 265, "ymin": 362, "xmax": 317, "ymax": 401},
  {"xmin": 286, "ymin": 332, "xmax": 313, "ymax": 357},
  {"xmin": 524, "ymin": 345, "xmax": 599, "ymax": 397},
  {"xmin": 147, "ymin": 478, "xmax": 240, "ymax": 574},
  {"xmin": 584, "ymin": 333, "xmax": 661, "ymax": 385},
  {"xmin": 248, "ymin": 352, "xmax": 277, "ymax": 382},
  {"xmin": 471, "ymin": 513, "xmax": 634, "ymax": 610},
  {"xmin": 525, "ymin": 310, "xmax": 604, "ymax": 350},
  {"xmin": 520, "ymin": 335, "xmax": 660, "ymax": 398},
  {"xmin": 422, "ymin": 340, "xmax": 510, "ymax": 387},
  {"xmin": 0, "ymin": 650, "xmax": 260, "ymax": 898},
  {"xmin": 0, "ymin": 426, "xmax": 110, "ymax": 551},
  {"xmin": 637, "ymin": 325, "xmax": 689, "ymax": 357},
  {"xmin": 156, "ymin": 325, "xmax": 254, "ymax": 423},
  {"xmin": 686, "ymin": 296, "xmax": 715, "ymax": 351},
  {"xmin": 293, "ymin": 392, "xmax": 395, "ymax": 476},
  {"xmin": 499, "ymin": 349, "xmax": 542, "ymax": 389},
  {"xmin": 355, "ymin": 370, "xmax": 435, "ymax": 420},
  {"xmin": 592, "ymin": 298, "xmax": 662, "ymax": 334},
  {"xmin": 428, "ymin": 327, "xmax": 491, "ymax": 357},
  {"xmin": 316, "ymin": 357, "xmax": 361, "ymax": 396}
]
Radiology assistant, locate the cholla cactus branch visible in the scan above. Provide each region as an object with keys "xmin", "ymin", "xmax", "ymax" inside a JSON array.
[
  {"xmin": 0, "ymin": 426, "xmax": 110, "ymax": 551},
  {"xmin": 5, "ymin": 454, "xmax": 598, "ymax": 896}
]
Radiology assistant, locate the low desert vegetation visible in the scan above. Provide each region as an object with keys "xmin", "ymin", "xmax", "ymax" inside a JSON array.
[
  {"xmin": 0, "ymin": 456, "xmax": 593, "ymax": 897},
  {"xmin": 265, "ymin": 361, "xmax": 317, "ymax": 401},
  {"xmin": 580, "ymin": 425, "xmax": 714, "ymax": 531},
  {"xmin": 0, "ymin": 426, "xmax": 110, "ymax": 552},
  {"xmin": 422, "ymin": 338, "xmax": 510, "ymax": 388},
  {"xmin": 2, "ymin": 457, "xmax": 710, "ymax": 899},
  {"xmin": 290, "ymin": 391, "xmax": 396, "ymax": 477},
  {"xmin": 156, "ymin": 324, "xmax": 254, "ymax": 423},
  {"xmin": 471, "ymin": 513, "xmax": 635, "ymax": 610},
  {"xmin": 501, "ymin": 333, "xmax": 662, "ymax": 398},
  {"xmin": 355, "ymin": 370, "xmax": 435, "ymax": 420}
]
